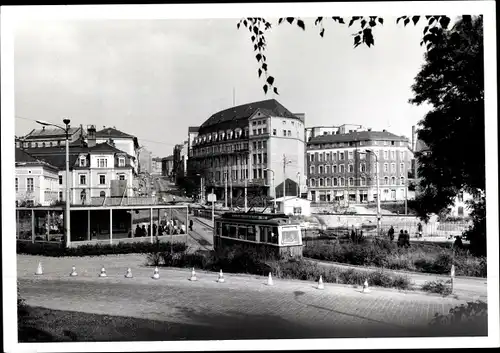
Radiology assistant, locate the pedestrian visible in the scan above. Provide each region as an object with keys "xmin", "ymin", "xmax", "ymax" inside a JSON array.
[
  {"xmin": 350, "ymin": 229, "xmax": 356, "ymax": 242},
  {"xmin": 189, "ymin": 219, "xmax": 194, "ymax": 231},
  {"xmin": 153, "ymin": 223, "xmax": 157, "ymax": 237},
  {"xmin": 417, "ymin": 222, "xmax": 423, "ymax": 238},
  {"xmin": 147, "ymin": 225, "xmax": 151, "ymax": 237},
  {"xmin": 141, "ymin": 225, "xmax": 147, "ymax": 237},
  {"xmin": 397, "ymin": 230, "xmax": 404, "ymax": 247},
  {"xmin": 388, "ymin": 225, "xmax": 395, "ymax": 242},
  {"xmin": 454, "ymin": 235, "xmax": 464, "ymax": 249},
  {"xmin": 404, "ymin": 230, "xmax": 410, "ymax": 247},
  {"xmin": 158, "ymin": 225, "xmax": 164, "ymax": 236}
]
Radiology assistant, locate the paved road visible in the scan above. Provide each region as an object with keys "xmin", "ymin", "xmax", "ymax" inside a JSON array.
[{"xmin": 17, "ymin": 254, "xmax": 480, "ymax": 340}]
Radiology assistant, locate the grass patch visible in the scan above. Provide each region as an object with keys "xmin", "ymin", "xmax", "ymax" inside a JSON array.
[
  {"xmin": 17, "ymin": 240, "xmax": 187, "ymax": 257},
  {"xmin": 303, "ymin": 238, "xmax": 486, "ymax": 277},
  {"xmin": 145, "ymin": 245, "xmax": 412, "ymax": 290}
]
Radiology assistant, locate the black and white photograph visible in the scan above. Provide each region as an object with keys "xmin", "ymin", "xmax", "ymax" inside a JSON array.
[{"xmin": 1, "ymin": 1, "xmax": 498, "ymax": 351}]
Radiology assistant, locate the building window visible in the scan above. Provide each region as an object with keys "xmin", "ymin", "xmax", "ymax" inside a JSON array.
[
  {"xmin": 360, "ymin": 177, "xmax": 366, "ymax": 186},
  {"xmin": 79, "ymin": 175, "xmax": 86, "ymax": 185},
  {"xmin": 257, "ymin": 141, "xmax": 262, "ymax": 149},
  {"xmin": 118, "ymin": 157, "xmax": 125, "ymax": 167},
  {"xmin": 332, "ymin": 152, "xmax": 337, "ymax": 161},
  {"xmin": 400, "ymin": 177, "xmax": 405, "ymax": 185},
  {"xmin": 59, "ymin": 191, "xmax": 63, "ymax": 201},
  {"xmin": 319, "ymin": 178, "xmax": 324, "ymax": 187},
  {"xmin": 333, "ymin": 165, "xmax": 337, "ymax": 173},
  {"xmin": 287, "ymin": 130, "xmax": 291, "ymax": 136},
  {"xmin": 310, "ymin": 178, "xmax": 316, "ymax": 187},
  {"xmin": 340, "ymin": 165, "xmax": 345, "ymax": 173},
  {"xmin": 263, "ymin": 153, "xmax": 267, "ymax": 164},
  {"xmin": 258, "ymin": 129, "xmax": 262, "ymax": 135},
  {"xmin": 391, "ymin": 163, "xmax": 396, "ymax": 173},
  {"xmin": 98, "ymin": 158, "xmax": 107, "ymax": 168},
  {"xmin": 253, "ymin": 154, "xmax": 257, "ymax": 164},
  {"xmin": 400, "ymin": 151, "xmax": 404, "ymax": 160},
  {"xmin": 273, "ymin": 129, "xmax": 277, "ymax": 136},
  {"xmin": 384, "ymin": 177, "xmax": 389, "ymax": 185},
  {"xmin": 99, "ymin": 175, "xmax": 106, "ymax": 185},
  {"xmin": 458, "ymin": 192, "xmax": 464, "ymax": 202},
  {"xmin": 348, "ymin": 177, "xmax": 354, "ymax": 186},
  {"xmin": 27, "ymin": 178, "xmax": 34, "ymax": 192},
  {"xmin": 384, "ymin": 151, "xmax": 388, "ymax": 160},
  {"xmin": 283, "ymin": 130, "xmax": 286, "ymax": 136},
  {"xmin": 348, "ymin": 164, "xmax": 353, "ymax": 173},
  {"xmin": 340, "ymin": 152, "xmax": 345, "ymax": 160},
  {"xmin": 333, "ymin": 177, "xmax": 338, "ymax": 186},
  {"xmin": 253, "ymin": 169, "xmax": 257, "ymax": 179},
  {"xmin": 310, "ymin": 153, "xmax": 314, "ymax": 162},
  {"xmin": 360, "ymin": 163, "xmax": 366, "ymax": 173},
  {"xmin": 339, "ymin": 177, "xmax": 345, "ymax": 186},
  {"xmin": 58, "ymin": 175, "xmax": 63, "ymax": 185},
  {"xmin": 258, "ymin": 154, "xmax": 262, "ymax": 164},
  {"xmin": 100, "ymin": 191, "xmax": 106, "ymax": 198},
  {"xmin": 391, "ymin": 150, "xmax": 395, "ymax": 160},
  {"xmin": 383, "ymin": 163, "xmax": 388, "ymax": 173},
  {"xmin": 315, "ymin": 152, "xmax": 319, "ymax": 161},
  {"xmin": 384, "ymin": 141, "xmax": 388, "ymax": 146},
  {"xmin": 119, "ymin": 175, "xmax": 126, "ymax": 181},
  {"xmin": 253, "ymin": 142, "xmax": 257, "ymax": 150},
  {"xmin": 15, "ymin": 178, "xmax": 18, "ymax": 192},
  {"xmin": 391, "ymin": 177, "xmax": 396, "ymax": 185},
  {"xmin": 325, "ymin": 165, "xmax": 330, "ymax": 174},
  {"xmin": 79, "ymin": 158, "xmax": 86, "ymax": 167},
  {"xmin": 310, "ymin": 166, "xmax": 315, "ymax": 175},
  {"xmin": 400, "ymin": 163, "xmax": 405, "ymax": 172},
  {"xmin": 348, "ymin": 151, "xmax": 353, "ymax": 159},
  {"xmin": 319, "ymin": 153, "xmax": 323, "ymax": 162},
  {"xmin": 326, "ymin": 178, "xmax": 331, "ymax": 186}
]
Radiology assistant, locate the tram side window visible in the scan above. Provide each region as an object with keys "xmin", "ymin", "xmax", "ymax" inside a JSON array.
[
  {"xmin": 222, "ymin": 224, "xmax": 229, "ymax": 238},
  {"xmin": 228, "ymin": 225, "xmax": 237, "ymax": 238},
  {"xmin": 247, "ymin": 226, "xmax": 256, "ymax": 242},
  {"xmin": 237, "ymin": 225, "xmax": 247, "ymax": 240},
  {"xmin": 270, "ymin": 227, "xmax": 279, "ymax": 244},
  {"xmin": 215, "ymin": 222, "xmax": 222, "ymax": 236},
  {"xmin": 259, "ymin": 226, "xmax": 268, "ymax": 243}
]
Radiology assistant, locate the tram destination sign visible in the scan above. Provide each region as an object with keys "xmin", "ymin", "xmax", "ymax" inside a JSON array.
[{"xmin": 222, "ymin": 212, "xmax": 288, "ymax": 221}]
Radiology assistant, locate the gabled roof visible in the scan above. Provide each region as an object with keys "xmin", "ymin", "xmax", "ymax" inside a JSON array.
[
  {"xmin": 414, "ymin": 139, "xmax": 430, "ymax": 153},
  {"xmin": 95, "ymin": 127, "xmax": 134, "ymax": 139},
  {"xmin": 24, "ymin": 126, "xmax": 82, "ymax": 139},
  {"xmin": 16, "ymin": 148, "xmax": 70, "ymax": 170},
  {"xmin": 308, "ymin": 130, "xmax": 408, "ymax": 145},
  {"xmin": 199, "ymin": 99, "xmax": 298, "ymax": 133},
  {"xmin": 89, "ymin": 142, "xmax": 129, "ymax": 154},
  {"xmin": 162, "ymin": 155, "xmax": 174, "ymax": 161}
]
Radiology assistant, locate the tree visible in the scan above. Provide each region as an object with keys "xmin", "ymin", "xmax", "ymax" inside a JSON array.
[
  {"xmin": 237, "ymin": 15, "xmax": 472, "ymax": 94},
  {"xmin": 409, "ymin": 15, "xmax": 484, "ymax": 254}
]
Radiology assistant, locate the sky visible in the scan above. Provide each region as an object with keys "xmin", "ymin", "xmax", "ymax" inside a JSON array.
[{"xmin": 13, "ymin": 15, "xmax": 435, "ymax": 157}]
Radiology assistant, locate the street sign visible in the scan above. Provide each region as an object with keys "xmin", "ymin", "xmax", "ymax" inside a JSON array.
[{"xmin": 207, "ymin": 193, "xmax": 216, "ymax": 202}]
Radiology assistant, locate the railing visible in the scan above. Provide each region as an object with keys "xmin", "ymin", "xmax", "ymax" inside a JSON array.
[{"xmin": 72, "ymin": 197, "xmax": 158, "ymax": 207}]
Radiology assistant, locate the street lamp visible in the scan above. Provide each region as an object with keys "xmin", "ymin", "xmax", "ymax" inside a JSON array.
[
  {"xmin": 265, "ymin": 168, "xmax": 276, "ymax": 212},
  {"xmin": 364, "ymin": 149, "xmax": 381, "ymax": 237},
  {"xmin": 36, "ymin": 119, "xmax": 71, "ymax": 247},
  {"xmin": 296, "ymin": 172, "xmax": 301, "ymax": 198}
]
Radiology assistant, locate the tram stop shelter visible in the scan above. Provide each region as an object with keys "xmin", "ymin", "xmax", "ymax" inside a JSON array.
[
  {"xmin": 16, "ymin": 204, "xmax": 190, "ymax": 247},
  {"xmin": 274, "ymin": 197, "xmax": 311, "ymax": 217}
]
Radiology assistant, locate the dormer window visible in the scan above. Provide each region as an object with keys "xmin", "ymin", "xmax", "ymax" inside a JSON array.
[
  {"xmin": 118, "ymin": 157, "xmax": 125, "ymax": 167},
  {"xmin": 79, "ymin": 157, "xmax": 86, "ymax": 167}
]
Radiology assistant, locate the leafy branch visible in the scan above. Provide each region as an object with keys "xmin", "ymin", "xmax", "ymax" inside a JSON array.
[{"xmin": 237, "ymin": 15, "xmax": 474, "ymax": 95}]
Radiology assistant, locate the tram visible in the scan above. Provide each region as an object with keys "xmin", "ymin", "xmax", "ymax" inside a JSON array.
[{"xmin": 213, "ymin": 212, "xmax": 303, "ymax": 258}]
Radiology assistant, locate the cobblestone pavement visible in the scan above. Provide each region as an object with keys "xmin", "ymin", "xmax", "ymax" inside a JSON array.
[{"xmin": 16, "ymin": 254, "xmax": 480, "ymax": 340}]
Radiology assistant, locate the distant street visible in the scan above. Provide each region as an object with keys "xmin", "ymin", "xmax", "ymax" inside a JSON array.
[{"xmin": 17, "ymin": 254, "xmax": 483, "ymax": 340}]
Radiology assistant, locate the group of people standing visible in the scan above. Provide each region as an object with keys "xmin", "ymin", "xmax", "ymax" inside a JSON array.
[
  {"xmin": 133, "ymin": 218, "xmax": 191, "ymax": 238},
  {"xmin": 386, "ymin": 222, "xmax": 423, "ymax": 248}
]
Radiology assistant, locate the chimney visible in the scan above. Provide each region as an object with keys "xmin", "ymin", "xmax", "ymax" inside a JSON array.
[
  {"xmin": 411, "ymin": 125, "xmax": 416, "ymax": 152},
  {"xmin": 87, "ymin": 125, "xmax": 96, "ymax": 148}
]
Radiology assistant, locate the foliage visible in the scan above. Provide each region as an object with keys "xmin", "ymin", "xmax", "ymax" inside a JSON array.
[
  {"xmin": 421, "ymin": 279, "xmax": 452, "ymax": 296},
  {"xmin": 409, "ymin": 15, "xmax": 484, "ymax": 235},
  {"xmin": 428, "ymin": 300, "xmax": 488, "ymax": 336},
  {"xmin": 303, "ymin": 238, "xmax": 486, "ymax": 277},
  {"xmin": 237, "ymin": 15, "xmax": 475, "ymax": 95},
  {"xmin": 146, "ymin": 245, "xmax": 411, "ymax": 290},
  {"xmin": 17, "ymin": 240, "xmax": 187, "ymax": 257},
  {"xmin": 462, "ymin": 195, "xmax": 486, "ymax": 256}
]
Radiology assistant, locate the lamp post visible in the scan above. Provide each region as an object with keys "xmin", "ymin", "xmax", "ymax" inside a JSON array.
[
  {"xmin": 265, "ymin": 168, "xmax": 276, "ymax": 212},
  {"xmin": 196, "ymin": 173, "xmax": 203, "ymax": 204},
  {"xmin": 36, "ymin": 119, "xmax": 71, "ymax": 247},
  {"xmin": 364, "ymin": 149, "xmax": 381, "ymax": 237},
  {"xmin": 296, "ymin": 172, "xmax": 301, "ymax": 198}
]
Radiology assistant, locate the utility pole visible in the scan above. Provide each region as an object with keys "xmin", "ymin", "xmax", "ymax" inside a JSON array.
[
  {"xmin": 229, "ymin": 171, "xmax": 233, "ymax": 209},
  {"xmin": 282, "ymin": 154, "xmax": 292, "ymax": 209},
  {"xmin": 244, "ymin": 177, "xmax": 248, "ymax": 212},
  {"xmin": 224, "ymin": 170, "xmax": 228, "ymax": 208}
]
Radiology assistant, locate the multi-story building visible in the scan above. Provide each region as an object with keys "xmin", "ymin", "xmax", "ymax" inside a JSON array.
[
  {"xmin": 306, "ymin": 129, "xmax": 413, "ymax": 204},
  {"xmin": 187, "ymin": 99, "xmax": 305, "ymax": 201},
  {"xmin": 151, "ymin": 157, "xmax": 162, "ymax": 176},
  {"xmin": 20, "ymin": 135, "xmax": 135, "ymax": 205},
  {"xmin": 15, "ymin": 148, "xmax": 59, "ymax": 206},
  {"xmin": 138, "ymin": 147, "xmax": 152, "ymax": 174},
  {"xmin": 93, "ymin": 126, "xmax": 140, "ymax": 175},
  {"xmin": 161, "ymin": 155, "xmax": 174, "ymax": 178}
]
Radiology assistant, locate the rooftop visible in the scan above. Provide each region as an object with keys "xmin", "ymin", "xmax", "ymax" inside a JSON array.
[
  {"xmin": 95, "ymin": 127, "xmax": 134, "ymax": 139},
  {"xmin": 308, "ymin": 130, "xmax": 408, "ymax": 145},
  {"xmin": 162, "ymin": 155, "xmax": 174, "ymax": 161},
  {"xmin": 24, "ymin": 126, "xmax": 82, "ymax": 139},
  {"xmin": 199, "ymin": 99, "xmax": 298, "ymax": 133},
  {"xmin": 188, "ymin": 126, "xmax": 200, "ymax": 133}
]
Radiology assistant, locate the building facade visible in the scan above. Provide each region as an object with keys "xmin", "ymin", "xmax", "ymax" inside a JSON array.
[
  {"xmin": 161, "ymin": 155, "xmax": 174, "ymax": 178},
  {"xmin": 151, "ymin": 157, "xmax": 162, "ymax": 176},
  {"xmin": 138, "ymin": 147, "xmax": 152, "ymax": 174},
  {"xmin": 187, "ymin": 99, "xmax": 306, "ymax": 201},
  {"xmin": 305, "ymin": 124, "xmax": 367, "ymax": 142},
  {"xmin": 17, "ymin": 125, "xmax": 85, "ymax": 149},
  {"xmin": 306, "ymin": 130, "xmax": 413, "ymax": 204},
  {"xmin": 15, "ymin": 149, "xmax": 59, "ymax": 206},
  {"xmin": 93, "ymin": 126, "xmax": 140, "ymax": 175}
]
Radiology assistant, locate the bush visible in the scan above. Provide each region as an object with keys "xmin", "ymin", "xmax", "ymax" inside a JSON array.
[
  {"xmin": 422, "ymin": 279, "xmax": 453, "ymax": 296},
  {"xmin": 303, "ymin": 238, "xmax": 486, "ymax": 278},
  {"xmin": 428, "ymin": 300, "xmax": 488, "ymax": 335},
  {"xmin": 17, "ymin": 240, "xmax": 187, "ymax": 257}
]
